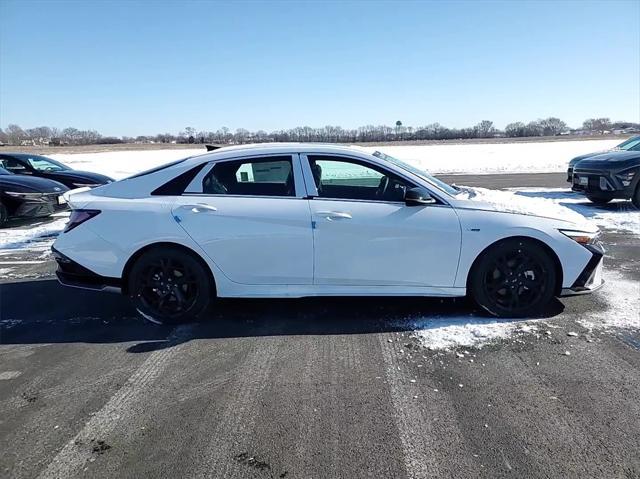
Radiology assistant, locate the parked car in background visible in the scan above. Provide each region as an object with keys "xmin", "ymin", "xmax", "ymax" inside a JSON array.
[
  {"xmin": 567, "ymin": 135, "xmax": 640, "ymax": 182},
  {"xmin": 0, "ymin": 153, "xmax": 113, "ymax": 189},
  {"xmin": 571, "ymin": 150, "xmax": 640, "ymax": 208},
  {"xmin": 53, "ymin": 143, "xmax": 604, "ymax": 325},
  {"xmin": 0, "ymin": 166, "xmax": 69, "ymax": 227}
]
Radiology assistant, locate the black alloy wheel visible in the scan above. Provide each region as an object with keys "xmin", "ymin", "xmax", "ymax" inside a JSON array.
[
  {"xmin": 129, "ymin": 247, "xmax": 212, "ymax": 324},
  {"xmin": 470, "ymin": 239, "xmax": 557, "ymax": 318}
]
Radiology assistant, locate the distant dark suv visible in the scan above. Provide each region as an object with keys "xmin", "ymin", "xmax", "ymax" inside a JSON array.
[
  {"xmin": 571, "ymin": 150, "xmax": 640, "ymax": 208},
  {"xmin": 567, "ymin": 135, "xmax": 640, "ymax": 182}
]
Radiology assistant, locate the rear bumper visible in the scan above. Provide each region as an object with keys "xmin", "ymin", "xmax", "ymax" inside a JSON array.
[
  {"xmin": 560, "ymin": 243, "xmax": 605, "ymax": 296},
  {"xmin": 52, "ymin": 247, "xmax": 122, "ymax": 293}
]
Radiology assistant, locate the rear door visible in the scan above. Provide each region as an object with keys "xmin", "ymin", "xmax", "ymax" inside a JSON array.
[
  {"xmin": 172, "ymin": 154, "xmax": 314, "ymax": 285},
  {"xmin": 301, "ymin": 154, "xmax": 461, "ymax": 287}
]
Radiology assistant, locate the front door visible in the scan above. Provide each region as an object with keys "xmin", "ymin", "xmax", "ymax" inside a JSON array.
[{"xmin": 303, "ymin": 154, "xmax": 461, "ymax": 287}]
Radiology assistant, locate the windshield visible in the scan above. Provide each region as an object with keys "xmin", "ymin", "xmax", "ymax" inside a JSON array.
[
  {"xmin": 0, "ymin": 167, "xmax": 10, "ymax": 175},
  {"xmin": 24, "ymin": 155, "xmax": 70, "ymax": 172},
  {"xmin": 372, "ymin": 150, "xmax": 460, "ymax": 196},
  {"xmin": 616, "ymin": 136, "xmax": 640, "ymax": 151}
]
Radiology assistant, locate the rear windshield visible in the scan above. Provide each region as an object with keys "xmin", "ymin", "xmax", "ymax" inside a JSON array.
[{"xmin": 125, "ymin": 159, "xmax": 188, "ymax": 179}]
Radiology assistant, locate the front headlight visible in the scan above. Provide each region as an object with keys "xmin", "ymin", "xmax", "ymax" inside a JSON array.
[
  {"xmin": 615, "ymin": 168, "xmax": 637, "ymax": 187},
  {"xmin": 4, "ymin": 191, "xmax": 48, "ymax": 202},
  {"xmin": 560, "ymin": 229, "xmax": 600, "ymax": 246}
]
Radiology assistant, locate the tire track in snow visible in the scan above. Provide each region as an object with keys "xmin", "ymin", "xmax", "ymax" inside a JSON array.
[{"xmin": 37, "ymin": 324, "xmax": 194, "ymax": 479}]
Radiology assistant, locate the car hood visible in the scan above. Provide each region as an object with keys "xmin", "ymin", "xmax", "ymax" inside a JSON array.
[
  {"xmin": 452, "ymin": 187, "xmax": 594, "ymax": 229},
  {"xmin": 46, "ymin": 170, "xmax": 114, "ymax": 184},
  {"xmin": 568, "ymin": 151, "xmax": 603, "ymax": 167},
  {"xmin": 573, "ymin": 151, "xmax": 640, "ymax": 171},
  {"xmin": 0, "ymin": 174, "xmax": 69, "ymax": 193}
]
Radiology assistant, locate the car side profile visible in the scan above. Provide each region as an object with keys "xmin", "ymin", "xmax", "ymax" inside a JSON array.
[
  {"xmin": 52, "ymin": 144, "xmax": 604, "ymax": 324},
  {"xmin": 0, "ymin": 153, "xmax": 114, "ymax": 189}
]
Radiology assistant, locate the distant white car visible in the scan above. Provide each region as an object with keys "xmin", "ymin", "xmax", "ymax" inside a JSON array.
[{"xmin": 52, "ymin": 144, "xmax": 604, "ymax": 324}]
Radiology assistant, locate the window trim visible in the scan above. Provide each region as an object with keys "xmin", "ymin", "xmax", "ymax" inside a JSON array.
[
  {"xmin": 299, "ymin": 153, "xmax": 449, "ymax": 205},
  {"xmin": 182, "ymin": 153, "xmax": 305, "ymax": 199}
]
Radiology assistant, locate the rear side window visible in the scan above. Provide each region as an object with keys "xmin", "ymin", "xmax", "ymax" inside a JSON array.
[{"xmin": 186, "ymin": 156, "xmax": 295, "ymax": 197}]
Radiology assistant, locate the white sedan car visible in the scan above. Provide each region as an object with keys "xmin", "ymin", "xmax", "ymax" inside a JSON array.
[{"xmin": 52, "ymin": 144, "xmax": 604, "ymax": 324}]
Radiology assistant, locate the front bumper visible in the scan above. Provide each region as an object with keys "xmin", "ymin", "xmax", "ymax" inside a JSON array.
[
  {"xmin": 571, "ymin": 169, "xmax": 635, "ymax": 198},
  {"xmin": 52, "ymin": 247, "xmax": 122, "ymax": 293},
  {"xmin": 560, "ymin": 243, "xmax": 605, "ymax": 296}
]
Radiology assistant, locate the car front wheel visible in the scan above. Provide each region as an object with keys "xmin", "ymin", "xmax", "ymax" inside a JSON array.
[
  {"xmin": 586, "ymin": 195, "xmax": 612, "ymax": 205},
  {"xmin": 128, "ymin": 247, "xmax": 213, "ymax": 324},
  {"xmin": 469, "ymin": 238, "xmax": 557, "ymax": 318}
]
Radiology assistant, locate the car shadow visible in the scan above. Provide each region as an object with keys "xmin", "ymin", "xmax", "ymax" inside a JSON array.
[{"xmin": 0, "ymin": 279, "xmax": 565, "ymax": 352}]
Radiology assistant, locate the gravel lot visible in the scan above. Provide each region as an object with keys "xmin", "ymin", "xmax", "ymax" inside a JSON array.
[{"xmin": 1, "ymin": 173, "xmax": 639, "ymax": 479}]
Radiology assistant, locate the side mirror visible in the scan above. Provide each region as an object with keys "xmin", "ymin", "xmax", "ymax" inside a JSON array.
[{"xmin": 405, "ymin": 187, "xmax": 436, "ymax": 206}]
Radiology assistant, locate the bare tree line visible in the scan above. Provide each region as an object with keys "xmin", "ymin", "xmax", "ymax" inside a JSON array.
[{"xmin": 0, "ymin": 117, "xmax": 637, "ymax": 147}]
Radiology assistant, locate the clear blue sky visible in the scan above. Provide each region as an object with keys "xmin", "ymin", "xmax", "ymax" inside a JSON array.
[{"xmin": 1, "ymin": 0, "xmax": 638, "ymax": 136}]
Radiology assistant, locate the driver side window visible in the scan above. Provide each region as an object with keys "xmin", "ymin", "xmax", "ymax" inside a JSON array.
[
  {"xmin": 307, "ymin": 155, "xmax": 412, "ymax": 202},
  {"xmin": 0, "ymin": 157, "xmax": 28, "ymax": 173}
]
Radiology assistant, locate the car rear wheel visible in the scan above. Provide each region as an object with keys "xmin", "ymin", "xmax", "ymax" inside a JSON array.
[
  {"xmin": 469, "ymin": 238, "xmax": 557, "ymax": 318},
  {"xmin": 128, "ymin": 247, "xmax": 212, "ymax": 324},
  {"xmin": 586, "ymin": 195, "xmax": 612, "ymax": 205},
  {"xmin": 0, "ymin": 202, "xmax": 7, "ymax": 227}
]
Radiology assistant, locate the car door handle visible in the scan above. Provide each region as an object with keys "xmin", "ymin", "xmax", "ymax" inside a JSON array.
[
  {"xmin": 179, "ymin": 204, "xmax": 218, "ymax": 213},
  {"xmin": 316, "ymin": 211, "xmax": 352, "ymax": 220}
]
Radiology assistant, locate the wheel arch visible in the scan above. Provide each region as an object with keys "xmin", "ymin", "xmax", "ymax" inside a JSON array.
[
  {"xmin": 121, "ymin": 241, "xmax": 217, "ymax": 296},
  {"xmin": 466, "ymin": 235, "xmax": 564, "ymax": 296}
]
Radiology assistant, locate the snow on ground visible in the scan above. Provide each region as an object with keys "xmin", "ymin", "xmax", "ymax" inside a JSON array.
[
  {"xmin": 407, "ymin": 272, "xmax": 638, "ymax": 351},
  {"xmin": 0, "ymin": 215, "xmax": 68, "ymax": 252},
  {"xmin": 578, "ymin": 271, "xmax": 640, "ymax": 331},
  {"xmin": 510, "ymin": 188, "xmax": 640, "ymax": 235},
  {"xmin": 45, "ymin": 138, "xmax": 621, "ymax": 180},
  {"xmin": 407, "ymin": 314, "xmax": 541, "ymax": 350},
  {"xmin": 48, "ymin": 149, "xmax": 204, "ymax": 180},
  {"xmin": 356, "ymin": 138, "xmax": 620, "ymax": 175}
]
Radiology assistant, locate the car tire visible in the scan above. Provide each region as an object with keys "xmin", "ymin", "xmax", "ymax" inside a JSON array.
[
  {"xmin": 0, "ymin": 202, "xmax": 7, "ymax": 227},
  {"xmin": 586, "ymin": 195, "xmax": 612, "ymax": 205},
  {"xmin": 469, "ymin": 238, "xmax": 557, "ymax": 318},
  {"xmin": 632, "ymin": 185, "xmax": 640, "ymax": 210},
  {"xmin": 128, "ymin": 247, "xmax": 213, "ymax": 325}
]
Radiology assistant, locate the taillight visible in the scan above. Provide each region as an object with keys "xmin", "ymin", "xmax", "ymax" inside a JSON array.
[{"xmin": 64, "ymin": 209, "xmax": 101, "ymax": 232}]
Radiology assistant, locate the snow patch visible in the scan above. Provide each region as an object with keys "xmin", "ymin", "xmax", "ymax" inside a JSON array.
[
  {"xmin": 357, "ymin": 139, "xmax": 620, "ymax": 175},
  {"xmin": 48, "ymin": 149, "xmax": 204, "ymax": 180},
  {"xmin": 579, "ymin": 271, "xmax": 640, "ymax": 331},
  {"xmin": 0, "ymin": 216, "xmax": 68, "ymax": 251},
  {"xmin": 45, "ymin": 139, "xmax": 620, "ymax": 180},
  {"xmin": 408, "ymin": 314, "xmax": 541, "ymax": 350}
]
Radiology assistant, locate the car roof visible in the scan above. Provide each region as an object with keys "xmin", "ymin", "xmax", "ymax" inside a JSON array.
[
  {"xmin": 190, "ymin": 142, "xmax": 370, "ymax": 163},
  {"xmin": 0, "ymin": 152, "xmax": 51, "ymax": 159}
]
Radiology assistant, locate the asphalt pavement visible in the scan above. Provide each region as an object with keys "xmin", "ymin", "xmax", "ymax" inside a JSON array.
[{"xmin": 1, "ymin": 172, "xmax": 639, "ymax": 479}]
